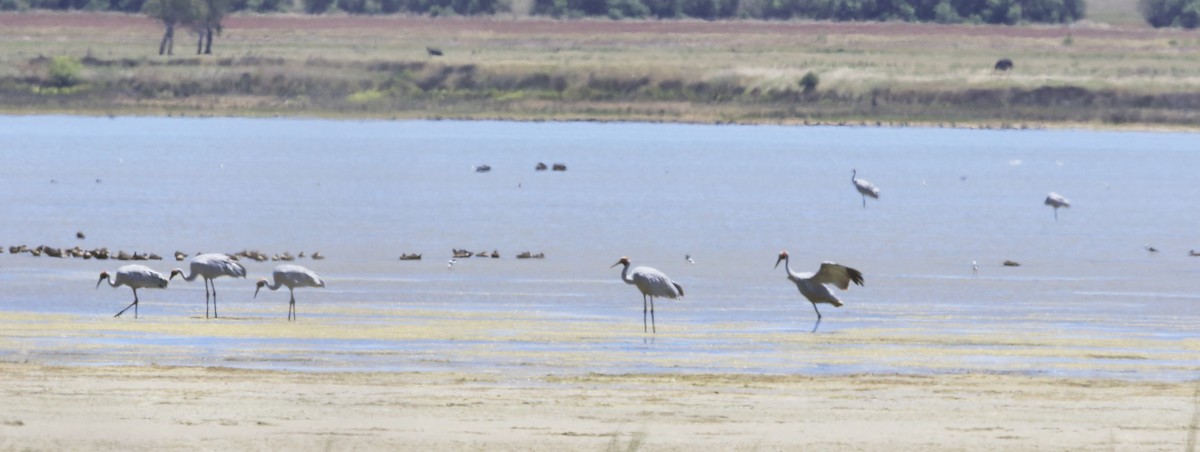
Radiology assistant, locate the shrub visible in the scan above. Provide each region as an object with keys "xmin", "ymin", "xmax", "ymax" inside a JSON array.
[
  {"xmin": 48, "ymin": 55, "xmax": 83, "ymax": 88},
  {"xmin": 800, "ymin": 71, "xmax": 819, "ymax": 93}
]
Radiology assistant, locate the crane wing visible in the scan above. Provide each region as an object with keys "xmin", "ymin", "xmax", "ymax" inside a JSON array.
[{"xmin": 812, "ymin": 262, "xmax": 864, "ymax": 290}]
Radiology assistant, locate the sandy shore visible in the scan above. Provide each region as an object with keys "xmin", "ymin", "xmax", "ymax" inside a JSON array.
[{"xmin": 0, "ymin": 361, "xmax": 1195, "ymax": 450}]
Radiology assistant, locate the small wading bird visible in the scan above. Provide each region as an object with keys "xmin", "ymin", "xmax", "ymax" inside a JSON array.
[
  {"xmin": 254, "ymin": 265, "xmax": 325, "ymax": 321},
  {"xmin": 851, "ymin": 169, "xmax": 881, "ymax": 208},
  {"xmin": 170, "ymin": 253, "xmax": 247, "ymax": 318},
  {"xmin": 686, "ymin": 254, "xmax": 695, "ymax": 264},
  {"xmin": 611, "ymin": 257, "xmax": 684, "ymax": 333},
  {"xmin": 1145, "ymin": 244, "xmax": 1159, "ymax": 253},
  {"xmin": 1044, "ymin": 192, "xmax": 1070, "ymax": 221},
  {"xmin": 775, "ymin": 251, "xmax": 864, "ymax": 332},
  {"xmin": 97, "ymin": 264, "xmax": 169, "ymax": 319}
]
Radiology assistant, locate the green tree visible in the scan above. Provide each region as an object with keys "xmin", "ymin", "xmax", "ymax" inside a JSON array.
[{"xmin": 48, "ymin": 55, "xmax": 83, "ymax": 88}]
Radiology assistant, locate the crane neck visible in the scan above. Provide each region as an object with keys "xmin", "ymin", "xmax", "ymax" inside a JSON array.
[
  {"xmin": 266, "ymin": 278, "xmax": 284, "ymax": 291},
  {"xmin": 178, "ymin": 269, "xmax": 201, "ymax": 282},
  {"xmin": 100, "ymin": 275, "xmax": 121, "ymax": 288},
  {"xmin": 619, "ymin": 262, "xmax": 635, "ymax": 285},
  {"xmin": 781, "ymin": 255, "xmax": 799, "ymax": 279}
]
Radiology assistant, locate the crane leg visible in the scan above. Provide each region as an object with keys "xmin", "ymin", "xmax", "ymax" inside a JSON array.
[
  {"xmin": 289, "ymin": 290, "xmax": 296, "ymax": 321},
  {"xmin": 811, "ymin": 303, "xmax": 823, "ymax": 333},
  {"xmin": 204, "ymin": 278, "xmax": 211, "ymax": 318},
  {"xmin": 210, "ymin": 279, "xmax": 218, "ymax": 318},
  {"xmin": 642, "ymin": 294, "xmax": 648, "ymax": 333},
  {"xmin": 650, "ymin": 297, "xmax": 656, "ymax": 334},
  {"xmin": 116, "ymin": 289, "xmax": 139, "ymax": 318},
  {"xmin": 1054, "ymin": 208, "xmax": 1058, "ymax": 222}
]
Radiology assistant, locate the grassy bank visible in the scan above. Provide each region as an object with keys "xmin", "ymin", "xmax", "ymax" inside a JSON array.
[{"xmin": 2, "ymin": 13, "xmax": 1199, "ymax": 128}]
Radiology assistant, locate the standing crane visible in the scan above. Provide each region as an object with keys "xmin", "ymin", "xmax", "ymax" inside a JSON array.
[
  {"xmin": 254, "ymin": 264, "xmax": 325, "ymax": 321},
  {"xmin": 610, "ymin": 257, "xmax": 684, "ymax": 333},
  {"xmin": 851, "ymin": 169, "xmax": 881, "ymax": 208},
  {"xmin": 1044, "ymin": 192, "xmax": 1070, "ymax": 221},
  {"xmin": 96, "ymin": 264, "xmax": 169, "ymax": 319},
  {"xmin": 775, "ymin": 250, "xmax": 864, "ymax": 332},
  {"xmin": 170, "ymin": 253, "xmax": 246, "ymax": 318}
]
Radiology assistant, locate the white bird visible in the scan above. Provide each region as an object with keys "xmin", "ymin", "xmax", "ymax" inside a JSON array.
[
  {"xmin": 775, "ymin": 250, "xmax": 864, "ymax": 332},
  {"xmin": 972, "ymin": 260, "xmax": 979, "ymax": 275},
  {"xmin": 851, "ymin": 169, "xmax": 881, "ymax": 208},
  {"xmin": 1044, "ymin": 192, "xmax": 1070, "ymax": 221},
  {"xmin": 170, "ymin": 253, "xmax": 247, "ymax": 319},
  {"xmin": 686, "ymin": 254, "xmax": 695, "ymax": 264},
  {"xmin": 96, "ymin": 264, "xmax": 169, "ymax": 319},
  {"xmin": 610, "ymin": 257, "xmax": 684, "ymax": 333},
  {"xmin": 254, "ymin": 265, "xmax": 325, "ymax": 321},
  {"xmin": 447, "ymin": 258, "xmax": 456, "ymax": 269}
]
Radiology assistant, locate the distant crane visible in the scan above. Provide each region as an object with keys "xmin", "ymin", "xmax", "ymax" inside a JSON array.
[
  {"xmin": 852, "ymin": 169, "xmax": 880, "ymax": 208},
  {"xmin": 775, "ymin": 250, "xmax": 864, "ymax": 332},
  {"xmin": 686, "ymin": 254, "xmax": 695, "ymax": 264},
  {"xmin": 97, "ymin": 264, "xmax": 169, "ymax": 319},
  {"xmin": 1044, "ymin": 192, "xmax": 1070, "ymax": 221},
  {"xmin": 610, "ymin": 257, "xmax": 684, "ymax": 333},
  {"xmin": 170, "ymin": 253, "xmax": 247, "ymax": 319},
  {"xmin": 254, "ymin": 265, "xmax": 326, "ymax": 321},
  {"xmin": 1145, "ymin": 244, "xmax": 1159, "ymax": 253}
]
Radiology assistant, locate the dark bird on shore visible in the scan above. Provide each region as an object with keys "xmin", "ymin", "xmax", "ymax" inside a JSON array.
[
  {"xmin": 426, "ymin": 47, "xmax": 443, "ymax": 57},
  {"xmin": 76, "ymin": 231, "xmax": 85, "ymax": 239},
  {"xmin": 98, "ymin": 265, "xmax": 169, "ymax": 319},
  {"xmin": 775, "ymin": 251, "xmax": 863, "ymax": 333},
  {"xmin": 1003, "ymin": 260, "xmax": 1021, "ymax": 267},
  {"xmin": 611, "ymin": 257, "xmax": 683, "ymax": 334},
  {"xmin": 1145, "ymin": 244, "xmax": 1158, "ymax": 253},
  {"xmin": 994, "ymin": 58, "xmax": 1014, "ymax": 71}
]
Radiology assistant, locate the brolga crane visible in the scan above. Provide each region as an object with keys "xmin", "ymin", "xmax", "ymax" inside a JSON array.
[
  {"xmin": 610, "ymin": 257, "xmax": 684, "ymax": 333},
  {"xmin": 775, "ymin": 250, "xmax": 864, "ymax": 332},
  {"xmin": 170, "ymin": 253, "xmax": 246, "ymax": 318},
  {"xmin": 1044, "ymin": 192, "xmax": 1070, "ymax": 221},
  {"xmin": 97, "ymin": 264, "xmax": 169, "ymax": 319},
  {"xmin": 851, "ymin": 169, "xmax": 880, "ymax": 208},
  {"xmin": 254, "ymin": 264, "xmax": 325, "ymax": 321}
]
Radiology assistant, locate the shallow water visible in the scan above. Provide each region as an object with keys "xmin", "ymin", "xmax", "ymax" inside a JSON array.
[{"xmin": 0, "ymin": 116, "xmax": 1197, "ymax": 380}]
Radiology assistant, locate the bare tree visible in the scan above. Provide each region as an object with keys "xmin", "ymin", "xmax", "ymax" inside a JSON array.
[{"xmin": 194, "ymin": 0, "xmax": 229, "ymax": 54}]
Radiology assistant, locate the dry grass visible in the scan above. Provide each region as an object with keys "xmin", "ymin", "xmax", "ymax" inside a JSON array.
[{"xmin": 2, "ymin": 12, "xmax": 1199, "ymax": 128}]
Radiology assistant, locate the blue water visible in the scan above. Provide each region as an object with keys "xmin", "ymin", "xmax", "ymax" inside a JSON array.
[{"xmin": 1, "ymin": 116, "xmax": 1197, "ymax": 380}]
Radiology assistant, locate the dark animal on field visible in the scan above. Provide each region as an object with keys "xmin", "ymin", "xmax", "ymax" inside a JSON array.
[
  {"xmin": 994, "ymin": 59, "xmax": 1014, "ymax": 71},
  {"xmin": 427, "ymin": 47, "xmax": 443, "ymax": 56}
]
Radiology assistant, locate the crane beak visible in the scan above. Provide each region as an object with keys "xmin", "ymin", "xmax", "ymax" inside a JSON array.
[
  {"xmin": 253, "ymin": 286, "xmax": 261, "ymax": 299},
  {"xmin": 774, "ymin": 257, "xmax": 784, "ymax": 269},
  {"xmin": 609, "ymin": 261, "xmax": 621, "ymax": 268}
]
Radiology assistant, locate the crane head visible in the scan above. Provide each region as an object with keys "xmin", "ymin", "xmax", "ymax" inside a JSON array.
[
  {"xmin": 168, "ymin": 269, "xmax": 184, "ymax": 281},
  {"xmin": 96, "ymin": 271, "xmax": 110, "ymax": 288},
  {"xmin": 774, "ymin": 250, "xmax": 789, "ymax": 269},
  {"xmin": 254, "ymin": 279, "xmax": 268, "ymax": 298},
  {"xmin": 609, "ymin": 257, "xmax": 630, "ymax": 268}
]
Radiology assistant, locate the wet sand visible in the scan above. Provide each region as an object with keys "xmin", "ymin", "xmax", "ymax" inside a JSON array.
[{"xmin": 1, "ymin": 310, "xmax": 1198, "ymax": 450}]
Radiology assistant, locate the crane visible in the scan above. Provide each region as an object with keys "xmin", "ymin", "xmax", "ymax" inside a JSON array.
[
  {"xmin": 610, "ymin": 257, "xmax": 684, "ymax": 333},
  {"xmin": 170, "ymin": 253, "xmax": 247, "ymax": 318},
  {"xmin": 775, "ymin": 250, "xmax": 864, "ymax": 332},
  {"xmin": 852, "ymin": 169, "xmax": 880, "ymax": 208},
  {"xmin": 1044, "ymin": 192, "xmax": 1070, "ymax": 221},
  {"xmin": 254, "ymin": 264, "xmax": 325, "ymax": 321},
  {"xmin": 96, "ymin": 264, "xmax": 169, "ymax": 319}
]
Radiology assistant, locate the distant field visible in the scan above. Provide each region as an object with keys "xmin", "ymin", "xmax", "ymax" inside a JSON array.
[{"xmin": 1, "ymin": 12, "xmax": 1197, "ymax": 128}]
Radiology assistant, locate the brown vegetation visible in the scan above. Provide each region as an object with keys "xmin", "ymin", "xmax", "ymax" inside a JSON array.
[{"xmin": 2, "ymin": 12, "xmax": 1199, "ymax": 128}]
